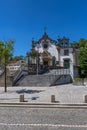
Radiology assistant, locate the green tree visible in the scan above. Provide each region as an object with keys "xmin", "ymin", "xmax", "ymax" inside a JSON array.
[
  {"xmin": 27, "ymin": 50, "xmax": 38, "ymax": 58},
  {"xmin": 72, "ymin": 38, "xmax": 87, "ymax": 48},
  {"xmin": 10, "ymin": 55, "xmax": 24, "ymax": 61},
  {"xmin": 0, "ymin": 41, "xmax": 4, "ymax": 63},
  {"xmin": 0, "ymin": 39, "xmax": 15, "ymax": 92},
  {"xmin": 73, "ymin": 38, "xmax": 87, "ymax": 77},
  {"xmin": 26, "ymin": 50, "xmax": 40, "ymax": 74},
  {"xmin": 78, "ymin": 45, "xmax": 87, "ymax": 77},
  {"xmin": 26, "ymin": 50, "xmax": 39, "ymax": 64}
]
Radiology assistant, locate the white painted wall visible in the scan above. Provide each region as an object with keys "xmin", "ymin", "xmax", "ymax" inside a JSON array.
[
  {"xmin": 48, "ymin": 44, "xmax": 58, "ymax": 61},
  {"xmin": 60, "ymin": 48, "xmax": 74, "ymax": 78},
  {"xmin": 35, "ymin": 42, "xmax": 58, "ymax": 61}
]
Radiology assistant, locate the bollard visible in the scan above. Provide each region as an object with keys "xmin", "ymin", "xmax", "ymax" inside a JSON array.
[
  {"xmin": 85, "ymin": 95, "xmax": 87, "ymax": 103},
  {"xmin": 19, "ymin": 94, "xmax": 24, "ymax": 102},
  {"xmin": 51, "ymin": 95, "xmax": 55, "ymax": 102}
]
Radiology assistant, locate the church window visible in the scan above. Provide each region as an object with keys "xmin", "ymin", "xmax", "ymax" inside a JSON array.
[
  {"xmin": 43, "ymin": 44, "xmax": 48, "ymax": 49},
  {"xmin": 64, "ymin": 49, "xmax": 69, "ymax": 56},
  {"xmin": 61, "ymin": 43, "xmax": 64, "ymax": 46}
]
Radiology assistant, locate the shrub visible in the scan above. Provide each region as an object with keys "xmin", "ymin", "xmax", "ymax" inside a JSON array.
[{"xmin": 73, "ymin": 78, "xmax": 83, "ymax": 81}]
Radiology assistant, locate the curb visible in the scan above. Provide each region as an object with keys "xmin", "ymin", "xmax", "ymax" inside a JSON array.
[{"xmin": 0, "ymin": 102, "xmax": 87, "ymax": 108}]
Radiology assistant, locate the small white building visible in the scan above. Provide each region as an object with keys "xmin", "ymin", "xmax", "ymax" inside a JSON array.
[{"xmin": 7, "ymin": 60, "xmax": 25, "ymax": 76}]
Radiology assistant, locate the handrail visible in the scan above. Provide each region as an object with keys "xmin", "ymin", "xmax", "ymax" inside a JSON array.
[{"xmin": 13, "ymin": 67, "xmax": 22, "ymax": 81}]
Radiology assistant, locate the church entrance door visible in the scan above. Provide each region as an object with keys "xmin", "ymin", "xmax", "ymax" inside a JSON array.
[
  {"xmin": 44, "ymin": 60, "xmax": 48, "ymax": 66},
  {"xmin": 43, "ymin": 59, "xmax": 49, "ymax": 69}
]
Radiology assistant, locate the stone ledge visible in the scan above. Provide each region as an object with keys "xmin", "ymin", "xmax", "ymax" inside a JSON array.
[{"xmin": 73, "ymin": 81, "xmax": 84, "ymax": 86}]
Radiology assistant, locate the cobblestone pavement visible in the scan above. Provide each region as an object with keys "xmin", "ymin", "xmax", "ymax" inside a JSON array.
[
  {"xmin": 0, "ymin": 107, "xmax": 87, "ymax": 130},
  {"xmin": 0, "ymin": 83, "xmax": 87, "ymax": 103}
]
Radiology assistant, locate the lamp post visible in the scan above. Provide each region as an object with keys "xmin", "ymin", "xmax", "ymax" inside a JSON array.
[
  {"xmin": 26, "ymin": 52, "xmax": 30, "ymax": 75},
  {"xmin": 4, "ymin": 43, "xmax": 7, "ymax": 92},
  {"xmin": 4, "ymin": 59, "xmax": 7, "ymax": 92},
  {"xmin": 27, "ymin": 55, "xmax": 29, "ymax": 75},
  {"xmin": 37, "ymin": 44, "xmax": 39, "ymax": 76}
]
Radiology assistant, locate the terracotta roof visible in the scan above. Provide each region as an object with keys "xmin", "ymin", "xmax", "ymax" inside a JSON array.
[{"xmin": 8, "ymin": 60, "xmax": 20, "ymax": 65}]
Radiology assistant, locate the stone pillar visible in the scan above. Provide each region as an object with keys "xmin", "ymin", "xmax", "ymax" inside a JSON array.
[
  {"xmin": 85, "ymin": 95, "xmax": 87, "ymax": 103},
  {"xmin": 51, "ymin": 95, "xmax": 55, "ymax": 102},
  {"xmin": 19, "ymin": 95, "xmax": 24, "ymax": 102}
]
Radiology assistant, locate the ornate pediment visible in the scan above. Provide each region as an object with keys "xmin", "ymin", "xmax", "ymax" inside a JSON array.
[{"xmin": 40, "ymin": 50, "xmax": 52, "ymax": 59}]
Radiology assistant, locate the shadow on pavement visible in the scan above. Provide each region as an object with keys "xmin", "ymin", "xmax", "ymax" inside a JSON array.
[{"xmin": 16, "ymin": 89, "xmax": 45, "ymax": 94}]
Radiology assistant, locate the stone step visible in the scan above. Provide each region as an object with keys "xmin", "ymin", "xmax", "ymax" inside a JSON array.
[
  {"xmin": 13, "ymin": 69, "xmax": 72, "ymax": 86},
  {"xmin": 14, "ymin": 75, "xmax": 52, "ymax": 86}
]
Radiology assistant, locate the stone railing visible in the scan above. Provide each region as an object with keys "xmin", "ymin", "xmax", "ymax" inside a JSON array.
[
  {"xmin": 13, "ymin": 67, "xmax": 22, "ymax": 82},
  {"xmin": 55, "ymin": 68, "xmax": 70, "ymax": 75},
  {"xmin": 49, "ymin": 68, "xmax": 70, "ymax": 75}
]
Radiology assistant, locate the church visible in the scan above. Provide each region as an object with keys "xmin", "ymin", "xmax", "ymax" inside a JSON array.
[
  {"xmin": 2, "ymin": 31, "xmax": 79, "ymax": 86},
  {"xmin": 30, "ymin": 31, "xmax": 79, "ymax": 79}
]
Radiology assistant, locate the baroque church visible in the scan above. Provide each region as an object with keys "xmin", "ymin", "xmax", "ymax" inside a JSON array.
[
  {"xmin": 31, "ymin": 31, "xmax": 78, "ymax": 78},
  {"xmin": 0, "ymin": 31, "xmax": 79, "ymax": 87}
]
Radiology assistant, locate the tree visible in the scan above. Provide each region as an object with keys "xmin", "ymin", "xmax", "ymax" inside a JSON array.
[
  {"xmin": 10, "ymin": 55, "xmax": 25, "ymax": 61},
  {"xmin": 27, "ymin": 50, "xmax": 38, "ymax": 58},
  {"xmin": 72, "ymin": 38, "xmax": 87, "ymax": 48},
  {"xmin": 26, "ymin": 50, "xmax": 39, "ymax": 64},
  {"xmin": 0, "ymin": 42, "xmax": 4, "ymax": 63},
  {"xmin": 72, "ymin": 38, "xmax": 87, "ymax": 77},
  {"xmin": 26, "ymin": 50, "xmax": 40, "ymax": 75},
  {"xmin": 78, "ymin": 45, "xmax": 87, "ymax": 77},
  {"xmin": 0, "ymin": 39, "xmax": 15, "ymax": 92}
]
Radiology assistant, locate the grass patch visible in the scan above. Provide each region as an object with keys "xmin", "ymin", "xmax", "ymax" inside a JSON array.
[{"xmin": 73, "ymin": 78, "xmax": 83, "ymax": 81}]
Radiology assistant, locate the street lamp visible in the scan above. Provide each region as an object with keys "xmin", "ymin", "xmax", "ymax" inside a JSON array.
[
  {"xmin": 4, "ymin": 43, "xmax": 7, "ymax": 92},
  {"xmin": 36, "ymin": 44, "xmax": 39, "ymax": 76}
]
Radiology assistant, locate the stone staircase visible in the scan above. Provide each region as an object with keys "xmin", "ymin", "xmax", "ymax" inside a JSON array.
[
  {"xmin": 4, "ymin": 67, "xmax": 72, "ymax": 87},
  {"xmin": 50, "ymin": 74, "xmax": 72, "ymax": 86},
  {"xmin": 13, "ymin": 73, "xmax": 72, "ymax": 87},
  {"xmin": 0, "ymin": 63, "xmax": 73, "ymax": 87},
  {"xmin": 14, "ymin": 75, "xmax": 54, "ymax": 86}
]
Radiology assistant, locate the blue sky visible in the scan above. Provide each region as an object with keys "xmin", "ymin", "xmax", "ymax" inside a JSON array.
[{"xmin": 0, "ymin": 0, "xmax": 87, "ymax": 56}]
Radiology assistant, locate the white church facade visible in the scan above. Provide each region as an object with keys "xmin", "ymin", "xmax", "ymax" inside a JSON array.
[{"xmin": 31, "ymin": 32, "xmax": 79, "ymax": 78}]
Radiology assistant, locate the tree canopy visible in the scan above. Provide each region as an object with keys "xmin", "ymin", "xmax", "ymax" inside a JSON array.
[
  {"xmin": 10, "ymin": 55, "xmax": 25, "ymax": 61},
  {"xmin": 73, "ymin": 38, "xmax": 87, "ymax": 77},
  {"xmin": 26, "ymin": 50, "xmax": 38, "ymax": 58},
  {"xmin": 72, "ymin": 38, "xmax": 87, "ymax": 48},
  {"xmin": 0, "ymin": 39, "xmax": 14, "ymax": 65},
  {"xmin": 78, "ymin": 46, "xmax": 87, "ymax": 77}
]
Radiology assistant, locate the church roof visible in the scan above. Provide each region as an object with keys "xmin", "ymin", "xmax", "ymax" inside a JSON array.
[
  {"xmin": 39, "ymin": 32, "xmax": 52, "ymax": 41},
  {"xmin": 37, "ymin": 32, "xmax": 57, "ymax": 44},
  {"xmin": 32, "ymin": 32, "xmax": 57, "ymax": 47}
]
